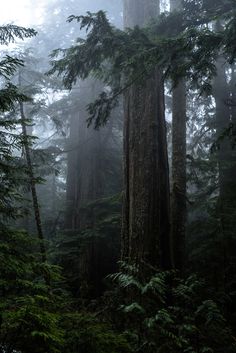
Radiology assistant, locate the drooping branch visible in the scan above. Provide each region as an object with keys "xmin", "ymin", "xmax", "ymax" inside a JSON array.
[
  {"xmin": 48, "ymin": 5, "xmax": 236, "ymax": 128},
  {"xmin": 0, "ymin": 24, "xmax": 36, "ymax": 45}
]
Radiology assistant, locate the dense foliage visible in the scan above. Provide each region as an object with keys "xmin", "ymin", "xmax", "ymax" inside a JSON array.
[
  {"xmin": 108, "ymin": 263, "xmax": 235, "ymax": 353},
  {"xmin": 49, "ymin": 0, "xmax": 236, "ymax": 126},
  {"xmin": 1, "ymin": 0, "xmax": 236, "ymax": 352}
]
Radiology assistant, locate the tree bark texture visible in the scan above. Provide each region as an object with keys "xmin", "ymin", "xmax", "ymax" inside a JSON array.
[
  {"xmin": 170, "ymin": 0, "xmax": 187, "ymax": 272},
  {"xmin": 122, "ymin": 0, "xmax": 171, "ymax": 270}
]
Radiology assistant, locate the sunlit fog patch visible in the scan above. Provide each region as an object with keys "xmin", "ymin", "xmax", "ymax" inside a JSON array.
[{"xmin": 0, "ymin": 0, "xmax": 45, "ymax": 26}]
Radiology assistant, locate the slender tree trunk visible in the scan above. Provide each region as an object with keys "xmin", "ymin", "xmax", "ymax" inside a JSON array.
[
  {"xmin": 65, "ymin": 111, "xmax": 80, "ymax": 230},
  {"xmin": 170, "ymin": 0, "xmax": 187, "ymax": 272},
  {"xmin": 122, "ymin": 0, "xmax": 172, "ymax": 271},
  {"xmin": 19, "ymin": 102, "xmax": 49, "ymax": 284}
]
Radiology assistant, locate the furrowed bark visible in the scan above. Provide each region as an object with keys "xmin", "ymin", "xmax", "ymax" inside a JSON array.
[
  {"xmin": 170, "ymin": 0, "xmax": 187, "ymax": 272},
  {"xmin": 122, "ymin": 0, "xmax": 172, "ymax": 271}
]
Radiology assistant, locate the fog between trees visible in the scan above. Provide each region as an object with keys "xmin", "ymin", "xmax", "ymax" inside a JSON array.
[{"xmin": 0, "ymin": 1, "xmax": 236, "ymax": 352}]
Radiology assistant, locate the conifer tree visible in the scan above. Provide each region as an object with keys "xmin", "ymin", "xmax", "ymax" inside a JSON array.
[
  {"xmin": 122, "ymin": 0, "xmax": 172, "ymax": 272},
  {"xmin": 170, "ymin": 0, "xmax": 187, "ymax": 272}
]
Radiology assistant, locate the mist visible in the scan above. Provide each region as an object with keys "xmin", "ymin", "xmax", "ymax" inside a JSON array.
[{"xmin": 0, "ymin": 1, "xmax": 236, "ymax": 352}]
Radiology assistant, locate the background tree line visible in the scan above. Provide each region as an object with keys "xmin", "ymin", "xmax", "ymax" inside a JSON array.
[{"xmin": 0, "ymin": 0, "xmax": 236, "ymax": 352}]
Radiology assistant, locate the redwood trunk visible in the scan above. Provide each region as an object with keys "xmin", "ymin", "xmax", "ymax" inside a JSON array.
[
  {"xmin": 170, "ymin": 0, "xmax": 187, "ymax": 272},
  {"xmin": 213, "ymin": 57, "xmax": 236, "ymax": 295},
  {"xmin": 122, "ymin": 0, "xmax": 171, "ymax": 270}
]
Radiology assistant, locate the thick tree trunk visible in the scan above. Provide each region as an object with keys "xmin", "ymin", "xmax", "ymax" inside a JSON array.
[
  {"xmin": 170, "ymin": 0, "xmax": 187, "ymax": 272},
  {"xmin": 122, "ymin": 0, "xmax": 171, "ymax": 271},
  {"xmin": 213, "ymin": 58, "xmax": 236, "ymax": 297},
  {"xmin": 211, "ymin": 20, "xmax": 236, "ymax": 329}
]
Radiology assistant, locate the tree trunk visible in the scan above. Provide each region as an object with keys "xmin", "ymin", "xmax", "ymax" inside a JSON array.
[
  {"xmin": 65, "ymin": 80, "xmax": 120, "ymax": 298},
  {"xmin": 170, "ymin": 0, "xmax": 182, "ymax": 11},
  {"xmin": 19, "ymin": 102, "xmax": 49, "ymax": 285},
  {"xmin": 122, "ymin": 0, "xmax": 172, "ymax": 271},
  {"xmin": 170, "ymin": 0, "xmax": 187, "ymax": 272},
  {"xmin": 213, "ymin": 56, "xmax": 236, "ymax": 298},
  {"xmin": 65, "ymin": 111, "xmax": 80, "ymax": 230}
]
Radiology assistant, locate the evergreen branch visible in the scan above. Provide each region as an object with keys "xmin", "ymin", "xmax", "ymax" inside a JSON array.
[
  {"xmin": 0, "ymin": 24, "xmax": 37, "ymax": 45},
  {"xmin": 0, "ymin": 56, "xmax": 24, "ymax": 79},
  {"xmin": 49, "ymin": 4, "xmax": 236, "ymax": 128},
  {"xmin": 0, "ymin": 83, "xmax": 30, "ymax": 112},
  {"xmin": 86, "ymin": 68, "xmax": 148, "ymax": 128}
]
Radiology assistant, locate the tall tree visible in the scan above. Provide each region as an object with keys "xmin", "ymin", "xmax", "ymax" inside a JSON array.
[
  {"xmin": 122, "ymin": 0, "xmax": 172, "ymax": 270},
  {"xmin": 65, "ymin": 105, "xmax": 80, "ymax": 230},
  {"xmin": 213, "ymin": 38, "xmax": 236, "ymax": 308},
  {"xmin": 170, "ymin": 0, "xmax": 187, "ymax": 272},
  {"xmin": 19, "ymin": 102, "xmax": 48, "ymax": 267},
  {"xmin": 63, "ymin": 80, "xmax": 122, "ymax": 298}
]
